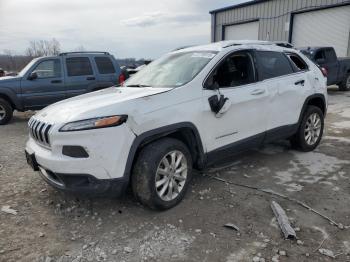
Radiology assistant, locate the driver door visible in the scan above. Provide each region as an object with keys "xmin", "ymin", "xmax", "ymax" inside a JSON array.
[
  {"xmin": 199, "ymin": 50, "xmax": 269, "ymax": 160},
  {"xmin": 21, "ymin": 58, "xmax": 65, "ymax": 110}
]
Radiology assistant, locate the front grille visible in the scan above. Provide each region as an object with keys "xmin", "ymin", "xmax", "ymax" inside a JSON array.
[{"xmin": 28, "ymin": 118, "xmax": 53, "ymax": 147}]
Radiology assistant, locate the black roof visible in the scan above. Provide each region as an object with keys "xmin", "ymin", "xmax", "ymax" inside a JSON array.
[{"xmin": 209, "ymin": 0, "xmax": 269, "ymax": 14}]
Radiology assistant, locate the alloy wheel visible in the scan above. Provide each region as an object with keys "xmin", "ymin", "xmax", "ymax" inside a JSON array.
[
  {"xmin": 346, "ymin": 75, "xmax": 350, "ymax": 89},
  {"xmin": 304, "ymin": 113, "xmax": 322, "ymax": 145},
  {"xmin": 0, "ymin": 105, "xmax": 6, "ymax": 121},
  {"xmin": 155, "ymin": 150, "xmax": 188, "ymax": 201}
]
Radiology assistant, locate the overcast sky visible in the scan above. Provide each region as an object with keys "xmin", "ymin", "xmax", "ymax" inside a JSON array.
[{"xmin": 0, "ymin": 0, "xmax": 247, "ymax": 59}]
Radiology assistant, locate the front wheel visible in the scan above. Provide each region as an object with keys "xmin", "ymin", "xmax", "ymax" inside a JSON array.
[
  {"xmin": 290, "ymin": 106, "xmax": 324, "ymax": 152},
  {"xmin": 131, "ymin": 138, "xmax": 192, "ymax": 210},
  {"xmin": 0, "ymin": 98, "xmax": 13, "ymax": 125},
  {"xmin": 339, "ymin": 73, "xmax": 350, "ymax": 91}
]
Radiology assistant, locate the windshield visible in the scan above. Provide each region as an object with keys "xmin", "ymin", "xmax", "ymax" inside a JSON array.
[
  {"xmin": 18, "ymin": 58, "xmax": 39, "ymax": 77},
  {"xmin": 125, "ymin": 51, "xmax": 218, "ymax": 88}
]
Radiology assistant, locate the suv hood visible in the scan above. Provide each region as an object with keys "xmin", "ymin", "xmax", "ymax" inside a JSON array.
[
  {"xmin": 35, "ymin": 86, "xmax": 172, "ymax": 123},
  {"xmin": 0, "ymin": 76, "xmax": 21, "ymax": 83}
]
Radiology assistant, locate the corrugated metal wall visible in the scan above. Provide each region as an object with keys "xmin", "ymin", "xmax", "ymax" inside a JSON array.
[{"xmin": 212, "ymin": 0, "xmax": 349, "ymax": 42}]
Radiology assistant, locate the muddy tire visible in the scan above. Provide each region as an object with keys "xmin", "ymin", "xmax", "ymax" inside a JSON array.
[
  {"xmin": 131, "ymin": 138, "xmax": 192, "ymax": 210},
  {"xmin": 339, "ymin": 73, "xmax": 350, "ymax": 91},
  {"xmin": 290, "ymin": 106, "xmax": 324, "ymax": 152},
  {"xmin": 0, "ymin": 98, "xmax": 13, "ymax": 125}
]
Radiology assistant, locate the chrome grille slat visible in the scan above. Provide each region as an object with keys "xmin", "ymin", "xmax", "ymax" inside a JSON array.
[
  {"xmin": 28, "ymin": 117, "xmax": 53, "ymax": 148},
  {"xmin": 44, "ymin": 124, "xmax": 52, "ymax": 144},
  {"xmin": 34, "ymin": 121, "xmax": 41, "ymax": 140},
  {"xmin": 37, "ymin": 122, "xmax": 45, "ymax": 142}
]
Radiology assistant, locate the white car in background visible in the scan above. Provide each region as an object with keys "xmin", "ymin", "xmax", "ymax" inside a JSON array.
[{"xmin": 25, "ymin": 40, "xmax": 327, "ymax": 210}]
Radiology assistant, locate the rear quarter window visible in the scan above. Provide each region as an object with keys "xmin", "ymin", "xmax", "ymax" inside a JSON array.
[
  {"xmin": 256, "ymin": 51, "xmax": 294, "ymax": 80},
  {"xmin": 286, "ymin": 53, "xmax": 309, "ymax": 71},
  {"xmin": 66, "ymin": 57, "xmax": 93, "ymax": 76},
  {"xmin": 94, "ymin": 57, "xmax": 116, "ymax": 74}
]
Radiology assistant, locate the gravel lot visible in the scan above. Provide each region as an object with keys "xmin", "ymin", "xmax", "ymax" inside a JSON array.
[{"xmin": 1, "ymin": 88, "xmax": 349, "ymax": 262}]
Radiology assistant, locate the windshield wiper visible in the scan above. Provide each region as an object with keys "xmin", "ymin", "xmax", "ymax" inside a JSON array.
[{"xmin": 125, "ymin": 84, "xmax": 151, "ymax": 87}]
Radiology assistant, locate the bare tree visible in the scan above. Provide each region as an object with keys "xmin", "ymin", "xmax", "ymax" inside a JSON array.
[
  {"xmin": 73, "ymin": 45, "xmax": 86, "ymax": 52},
  {"xmin": 2, "ymin": 50, "xmax": 17, "ymax": 70},
  {"xmin": 25, "ymin": 38, "xmax": 61, "ymax": 58}
]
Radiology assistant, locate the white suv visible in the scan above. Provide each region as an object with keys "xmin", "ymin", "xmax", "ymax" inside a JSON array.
[{"xmin": 25, "ymin": 41, "xmax": 327, "ymax": 210}]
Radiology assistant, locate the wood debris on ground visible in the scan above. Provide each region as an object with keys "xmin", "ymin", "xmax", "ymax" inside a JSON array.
[{"xmin": 271, "ymin": 201, "xmax": 296, "ymax": 239}]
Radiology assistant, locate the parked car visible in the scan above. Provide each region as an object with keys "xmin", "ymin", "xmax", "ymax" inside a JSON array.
[
  {"xmin": 127, "ymin": 64, "xmax": 146, "ymax": 75},
  {"xmin": 120, "ymin": 66, "xmax": 130, "ymax": 81},
  {"xmin": 25, "ymin": 40, "xmax": 327, "ymax": 210},
  {"xmin": 299, "ymin": 47, "xmax": 350, "ymax": 91},
  {"xmin": 0, "ymin": 51, "xmax": 123, "ymax": 125},
  {"xmin": 0, "ymin": 68, "xmax": 5, "ymax": 77}
]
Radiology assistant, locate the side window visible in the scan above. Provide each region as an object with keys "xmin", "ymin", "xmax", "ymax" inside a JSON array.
[
  {"xmin": 66, "ymin": 57, "xmax": 93, "ymax": 77},
  {"xmin": 206, "ymin": 51, "xmax": 256, "ymax": 88},
  {"xmin": 94, "ymin": 57, "xmax": 116, "ymax": 74},
  {"xmin": 325, "ymin": 48, "xmax": 337, "ymax": 63},
  {"xmin": 287, "ymin": 53, "xmax": 308, "ymax": 71},
  {"xmin": 256, "ymin": 51, "xmax": 294, "ymax": 80},
  {"xmin": 32, "ymin": 59, "xmax": 61, "ymax": 79},
  {"xmin": 314, "ymin": 50, "xmax": 326, "ymax": 62}
]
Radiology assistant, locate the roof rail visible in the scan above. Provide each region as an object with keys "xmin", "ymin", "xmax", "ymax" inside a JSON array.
[
  {"xmin": 59, "ymin": 51, "xmax": 110, "ymax": 56},
  {"xmin": 222, "ymin": 40, "xmax": 294, "ymax": 49},
  {"xmin": 172, "ymin": 45, "xmax": 196, "ymax": 51},
  {"xmin": 222, "ymin": 40, "xmax": 273, "ymax": 48},
  {"xmin": 273, "ymin": 42, "xmax": 294, "ymax": 48}
]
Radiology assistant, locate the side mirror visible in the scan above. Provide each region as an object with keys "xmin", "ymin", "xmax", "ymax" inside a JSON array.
[
  {"xmin": 28, "ymin": 72, "xmax": 38, "ymax": 80},
  {"xmin": 315, "ymin": 58, "xmax": 326, "ymax": 64}
]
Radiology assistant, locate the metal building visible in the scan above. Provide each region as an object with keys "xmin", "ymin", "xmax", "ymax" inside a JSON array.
[{"xmin": 210, "ymin": 0, "xmax": 350, "ymax": 56}]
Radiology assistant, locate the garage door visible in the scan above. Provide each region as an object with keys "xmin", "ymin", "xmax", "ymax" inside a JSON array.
[
  {"xmin": 292, "ymin": 5, "xmax": 350, "ymax": 57},
  {"xmin": 224, "ymin": 21, "xmax": 259, "ymax": 41}
]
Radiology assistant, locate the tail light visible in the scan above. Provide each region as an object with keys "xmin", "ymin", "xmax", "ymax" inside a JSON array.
[
  {"xmin": 320, "ymin": 67, "xmax": 328, "ymax": 77},
  {"xmin": 118, "ymin": 73, "xmax": 125, "ymax": 85}
]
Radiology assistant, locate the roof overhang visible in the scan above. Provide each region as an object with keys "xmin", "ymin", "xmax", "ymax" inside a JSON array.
[{"xmin": 209, "ymin": 0, "xmax": 270, "ymax": 14}]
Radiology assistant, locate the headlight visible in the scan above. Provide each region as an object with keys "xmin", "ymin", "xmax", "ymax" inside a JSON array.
[{"xmin": 59, "ymin": 115, "xmax": 128, "ymax": 132}]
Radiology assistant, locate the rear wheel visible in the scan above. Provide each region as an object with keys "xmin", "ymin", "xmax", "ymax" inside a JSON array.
[
  {"xmin": 290, "ymin": 106, "xmax": 324, "ymax": 152},
  {"xmin": 339, "ymin": 73, "xmax": 350, "ymax": 91},
  {"xmin": 131, "ymin": 138, "xmax": 192, "ymax": 210},
  {"xmin": 0, "ymin": 98, "xmax": 13, "ymax": 125}
]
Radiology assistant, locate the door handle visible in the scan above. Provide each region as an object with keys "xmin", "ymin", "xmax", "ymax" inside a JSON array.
[
  {"xmin": 295, "ymin": 80, "xmax": 305, "ymax": 86},
  {"xmin": 251, "ymin": 89, "xmax": 265, "ymax": 95},
  {"xmin": 51, "ymin": 80, "xmax": 62, "ymax": 84},
  {"xmin": 87, "ymin": 77, "xmax": 95, "ymax": 81}
]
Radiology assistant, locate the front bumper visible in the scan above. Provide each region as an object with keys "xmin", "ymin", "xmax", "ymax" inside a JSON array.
[
  {"xmin": 38, "ymin": 165, "xmax": 128, "ymax": 196},
  {"xmin": 25, "ymin": 124, "xmax": 136, "ymax": 196}
]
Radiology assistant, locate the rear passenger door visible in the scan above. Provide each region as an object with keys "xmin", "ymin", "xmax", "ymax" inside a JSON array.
[
  {"xmin": 256, "ymin": 51, "xmax": 307, "ymax": 137},
  {"xmin": 64, "ymin": 56, "xmax": 98, "ymax": 98},
  {"xmin": 93, "ymin": 56, "xmax": 119, "ymax": 89}
]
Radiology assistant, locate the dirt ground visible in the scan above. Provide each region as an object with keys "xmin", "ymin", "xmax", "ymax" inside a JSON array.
[{"xmin": 0, "ymin": 87, "xmax": 349, "ymax": 262}]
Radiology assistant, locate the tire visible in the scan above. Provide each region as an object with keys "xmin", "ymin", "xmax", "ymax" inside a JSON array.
[
  {"xmin": 0, "ymin": 98, "xmax": 13, "ymax": 125},
  {"xmin": 290, "ymin": 106, "xmax": 324, "ymax": 152},
  {"xmin": 339, "ymin": 73, "xmax": 350, "ymax": 91},
  {"xmin": 131, "ymin": 137, "xmax": 193, "ymax": 210}
]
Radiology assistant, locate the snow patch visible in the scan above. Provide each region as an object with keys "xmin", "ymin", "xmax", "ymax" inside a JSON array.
[
  {"xmin": 324, "ymin": 136, "xmax": 350, "ymax": 144},
  {"xmin": 226, "ymin": 249, "xmax": 249, "ymax": 262},
  {"xmin": 293, "ymin": 151, "xmax": 349, "ymax": 176},
  {"xmin": 331, "ymin": 121, "xmax": 350, "ymax": 129}
]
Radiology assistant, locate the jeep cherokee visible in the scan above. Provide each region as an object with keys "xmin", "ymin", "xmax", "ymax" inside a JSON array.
[{"xmin": 25, "ymin": 40, "xmax": 327, "ymax": 210}]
